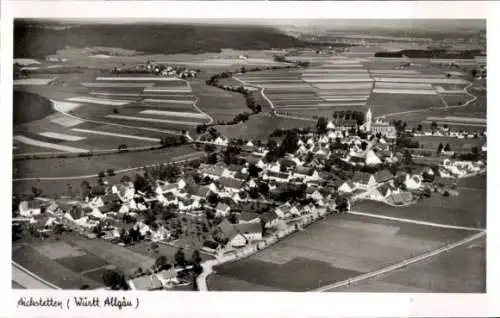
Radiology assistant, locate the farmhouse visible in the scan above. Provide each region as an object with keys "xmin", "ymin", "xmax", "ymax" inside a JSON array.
[
  {"xmin": 18, "ymin": 200, "xmax": 42, "ymax": 217},
  {"xmin": 352, "ymin": 172, "xmax": 376, "ymax": 189}
]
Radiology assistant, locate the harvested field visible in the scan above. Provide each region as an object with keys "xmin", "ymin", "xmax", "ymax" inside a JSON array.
[
  {"xmin": 70, "ymin": 128, "xmax": 161, "ymax": 142},
  {"xmin": 373, "ymin": 77, "xmax": 468, "ymax": 84},
  {"xmin": 82, "ymin": 82, "xmax": 154, "ymax": 88},
  {"xmin": 55, "ymin": 254, "xmax": 109, "ymax": 273},
  {"xmin": 375, "ymin": 82, "xmax": 433, "ymax": 89},
  {"xmin": 143, "ymin": 98, "xmax": 194, "ymax": 105},
  {"xmin": 95, "ymin": 77, "xmax": 181, "ymax": 82},
  {"xmin": 143, "ymin": 88, "xmax": 191, "ymax": 93},
  {"xmin": 211, "ymin": 213, "xmax": 472, "ymax": 291},
  {"xmin": 207, "ymin": 274, "xmax": 283, "ymax": 291},
  {"xmin": 413, "ymin": 135, "xmax": 485, "ymax": 152},
  {"xmin": 140, "ymin": 109, "xmax": 208, "ymax": 119}
]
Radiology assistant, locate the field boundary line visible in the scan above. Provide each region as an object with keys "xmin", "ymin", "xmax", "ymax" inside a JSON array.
[
  {"xmin": 12, "ymin": 261, "xmax": 60, "ymax": 290},
  {"xmin": 183, "ymin": 80, "xmax": 214, "ymax": 125},
  {"xmin": 12, "ymin": 152, "xmax": 204, "ymax": 181},
  {"xmin": 311, "ymin": 230, "xmax": 486, "ymax": 292},
  {"xmin": 348, "ymin": 210, "xmax": 485, "ymax": 231}
]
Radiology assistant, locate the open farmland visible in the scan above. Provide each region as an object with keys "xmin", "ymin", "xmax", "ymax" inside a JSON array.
[
  {"xmin": 332, "ymin": 236, "xmax": 485, "ymax": 292},
  {"xmin": 13, "ymin": 73, "xmax": 214, "ymax": 155},
  {"xmin": 208, "ymin": 213, "xmax": 473, "ymax": 291}
]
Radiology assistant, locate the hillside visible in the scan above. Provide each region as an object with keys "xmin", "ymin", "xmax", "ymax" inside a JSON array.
[{"xmin": 15, "ymin": 21, "xmax": 310, "ymax": 58}]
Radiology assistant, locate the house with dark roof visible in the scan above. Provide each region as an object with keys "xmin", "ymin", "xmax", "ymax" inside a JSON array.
[
  {"xmin": 199, "ymin": 163, "xmax": 226, "ymax": 179},
  {"xmin": 265, "ymin": 170, "xmax": 290, "ymax": 182},
  {"xmin": 374, "ymin": 169, "xmax": 394, "ymax": 185},
  {"xmin": 218, "ymin": 177, "xmax": 245, "ymax": 192},
  {"xmin": 233, "ymin": 171, "xmax": 249, "ymax": 181},
  {"xmin": 274, "ymin": 203, "xmax": 291, "ymax": 219},
  {"xmin": 202, "ymin": 240, "xmax": 221, "ymax": 253},
  {"xmin": 102, "ymin": 193, "xmax": 121, "ymax": 204},
  {"xmin": 260, "ymin": 211, "xmax": 279, "ymax": 228},
  {"xmin": 352, "ymin": 172, "xmax": 376, "ymax": 189},
  {"xmin": 235, "ymin": 222, "xmax": 262, "ymax": 242},
  {"xmin": 238, "ymin": 211, "xmax": 261, "ymax": 224}
]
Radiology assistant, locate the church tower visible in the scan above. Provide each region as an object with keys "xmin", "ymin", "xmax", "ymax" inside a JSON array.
[{"xmin": 365, "ymin": 108, "xmax": 372, "ymax": 132}]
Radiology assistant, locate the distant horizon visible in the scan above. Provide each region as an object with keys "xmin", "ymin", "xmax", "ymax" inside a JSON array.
[{"xmin": 18, "ymin": 18, "xmax": 486, "ymax": 32}]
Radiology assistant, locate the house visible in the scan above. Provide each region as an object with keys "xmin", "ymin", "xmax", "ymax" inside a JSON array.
[
  {"xmin": 128, "ymin": 275, "xmax": 163, "ymax": 291},
  {"xmin": 152, "ymin": 226, "xmax": 170, "ymax": 242},
  {"xmin": 18, "ymin": 200, "xmax": 42, "ymax": 217},
  {"xmin": 260, "ymin": 211, "xmax": 279, "ymax": 228},
  {"xmin": 352, "ymin": 172, "xmax": 377, "ymax": 189},
  {"xmin": 365, "ymin": 149, "xmax": 382, "ymax": 166},
  {"xmin": 234, "ymin": 171, "xmax": 250, "ymax": 181},
  {"xmin": 374, "ymin": 170, "xmax": 394, "ymax": 185},
  {"xmin": 238, "ymin": 211, "xmax": 261, "ymax": 224},
  {"xmin": 235, "ymin": 222, "xmax": 262, "ymax": 242},
  {"xmin": 218, "ymin": 177, "xmax": 245, "ymax": 193},
  {"xmin": 338, "ymin": 180, "xmax": 356, "ymax": 194},
  {"xmin": 215, "ymin": 202, "xmax": 231, "ymax": 217},
  {"xmin": 405, "ymin": 174, "xmax": 422, "ymax": 190},
  {"xmin": 202, "ymin": 240, "xmax": 221, "ymax": 253},
  {"xmin": 64, "ymin": 206, "xmax": 86, "ymax": 223},
  {"xmin": 369, "ymin": 184, "xmax": 394, "ymax": 201},
  {"xmin": 90, "ymin": 208, "xmax": 106, "ymax": 220},
  {"xmin": 199, "ymin": 164, "xmax": 226, "ymax": 179},
  {"xmin": 264, "ymin": 170, "xmax": 290, "ymax": 182},
  {"xmin": 275, "ymin": 203, "xmax": 291, "ymax": 219},
  {"xmin": 308, "ymin": 190, "xmax": 324, "ymax": 202},
  {"xmin": 156, "ymin": 268, "xmax": 179, "ymax": 287},
  {"xmin": 102, "ymin": 193, "xmax": 121, "ymax": 205},
  {"xmin": 187, "ymin": 185, "xmax": 212, "ymax": 200},
  {"xmin": 246, "ymin": 140, "xmax": 254, "ymax": 147},
  {"xmin": 45, "ymin": 202, "xmax": 62, "ymax": 215}
]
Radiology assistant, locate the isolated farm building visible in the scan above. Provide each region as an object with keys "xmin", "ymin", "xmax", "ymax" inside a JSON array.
[
  {"xmin": 215, "ymin": 202, "xmax": 231, "ymax": 217},
  {"xmin": 235, "ymin": 222, "xmax": 263, "ymax": 242},
  {"xmin": 238, "ymin": 211, "xmax": 261, "ymax": 224},
  {"xmin": 128, "ymin": 274, "xmax": 163, "ymax": 291},
  {"xmin": 374, "ymin": 170, "xmax": 394, "ymax": 185},
  {"xmin": 219, "ymin": 177, "xmax": 245, "ymax": 192},
  {"xmin": 352, "ymin": 172, "xmax": 377, "ymax": 189}
]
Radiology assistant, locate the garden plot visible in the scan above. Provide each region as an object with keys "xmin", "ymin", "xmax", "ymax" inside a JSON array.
[
  {"xmin": 66, "ymin": 96, "xmax": 131, "ymax": 106},
  {"xmin": 14, "ymin": 78, "xmax": 55, "ymax": 86}
]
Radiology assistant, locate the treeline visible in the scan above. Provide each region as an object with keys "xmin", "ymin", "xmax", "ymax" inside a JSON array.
[
  {"xmin": 374, "ymin": 49, "xmax": 483, "ymax": 59},
  {"xmin": 15, "ymin": 22, "xmax": 309, "ymax": 58}
]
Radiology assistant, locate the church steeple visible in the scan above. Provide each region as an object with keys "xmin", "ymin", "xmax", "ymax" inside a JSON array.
[{"xmin": 365, "ymin": 108, "xmax": 372, "ymax": 132}]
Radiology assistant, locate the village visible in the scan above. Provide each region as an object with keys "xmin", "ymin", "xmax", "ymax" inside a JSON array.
[{"xmin": 12, "ymin": 106, "xmax": 487, "ymax": 291}]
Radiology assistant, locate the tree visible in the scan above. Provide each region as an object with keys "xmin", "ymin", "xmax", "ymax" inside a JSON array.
[
  {"xmin": 430, "ymin": 121, "xmax": 438, "ymax": 132},
  {"xmin": 191, "ymin": 249, "xmax": 202, "ymax": 264},
  {"xmin": 175, "ymin": 248, "xmax": 186, "ymax": 267},
  {"xmin": 436, "ymin": 143, "xmax": 444, "ymax": 155},
  {"xmin": 248, "ymin": 163, "xmax": 260, "ymax": 178},
  {"xmin": 207, "ymin": 192, "xmax": 220, "ymax": 205},
  {"xmin": 444, "ymin": 143, "xmax": 451, "ymax": 152},
  {"xmin": 402, "ymin": 150, "xmax": 413, "ymax": 165},
  {"xmin": 102, "ymin": 269, "xmax": 128, "ymax": 290},
  {"xmin": 154, "ymin": 255, "xmax": 169, "ymax": 272},
  {"xmin": 98, "ymin": 171, "xmax": 106, "ymax": 178},
  {"xmin": 316, "ymin": 117, "xmax": 328, "ymax": 134},
  {"xmin": 80, "ymin": 180, "xmax": 91, "ymax": 199},
  {"xmin": 335, "ymin": 196, "xmax": 349, "ymax": 213},
  {"xmin": 417, "ymin": 124, "xmax": 423, "ymax": 132}
]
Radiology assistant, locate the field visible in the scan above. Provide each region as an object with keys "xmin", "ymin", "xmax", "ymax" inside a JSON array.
[
  {"xmin": 413, "ymin": 135, "xmax": 485, "ymax": 152},
  {"xmin": 127, "ymin": 241, "xmax": 214, "ymax": 263},
  {"xmin": 332, "ymin": 236, "xmax": 485, "ymax": 293},
  {"xmin": 208, "ymin": 213, "xmax": 473, "ymax": 291}
]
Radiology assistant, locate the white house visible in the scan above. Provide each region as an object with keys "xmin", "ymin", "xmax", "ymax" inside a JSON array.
[
  {"xmin": 246, "ymin": 140, "xmax": 254, "ymax": 147},
  {"xmin": 275, "ymin": 203, "xmax": 291, "ymax": 219},
  {"xmin": 18, "ymin": 201, "xmax": 42, "ymax": 217},
  {"xmin": 339, "ymin": 180, "xmax": 356, "ymax": 194},
  {"xmin": 156, "ymin": 268, "xmax": 179, "ymax": 288},
  {"xmin": 215, "ymin": 203, "xmax": 231, "ymax": 217},
  {"xmin": 365, "ymin": 149, "xmax": 382, "ymax": 166},
  {"xmin": 352, "ymin": 172, "xmax": 377, "ymax": 190},
  {"xmin": 405, "ymin": 174, "xmax": 422, "ymax": 190}
]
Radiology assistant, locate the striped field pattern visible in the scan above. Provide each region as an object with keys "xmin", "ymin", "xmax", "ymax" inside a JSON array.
[{"xmin": 38, "ymin": 132, "xmax": 87, "ymax": 142}]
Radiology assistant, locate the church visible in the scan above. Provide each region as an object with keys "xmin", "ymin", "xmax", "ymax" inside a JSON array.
[{"xmin": 360, "ymin": 108, "xmax": 397, "ymax": 139}]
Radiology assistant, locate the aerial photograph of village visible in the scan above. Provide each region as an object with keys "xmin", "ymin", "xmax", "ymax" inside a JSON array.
[{"xmin": 12, "ymin": 18, "xmax": 486, "ymax": 292}]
